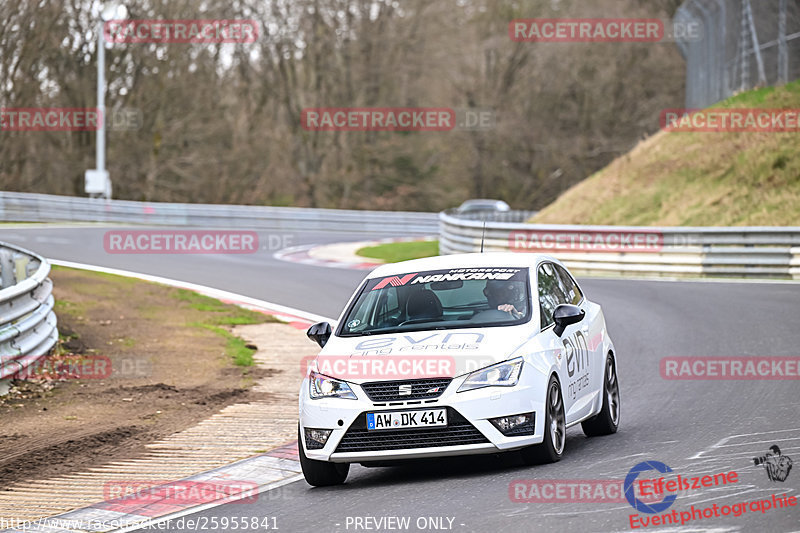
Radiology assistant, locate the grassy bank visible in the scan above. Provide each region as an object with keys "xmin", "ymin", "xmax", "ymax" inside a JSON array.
[{"xmin": 532, "ymin": 80, "xmax": 800, "ymax": 226}]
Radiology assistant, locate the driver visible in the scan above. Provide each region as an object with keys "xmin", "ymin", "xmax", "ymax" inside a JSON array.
[{"xmin": 483, "ymin": 279, "xmax": 526, "ymax": 319}]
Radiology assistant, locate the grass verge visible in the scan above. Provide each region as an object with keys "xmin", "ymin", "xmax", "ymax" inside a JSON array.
[
  {"xmin": 0, "ymin": 266, "xmax": 281, "ymax": 486},
  {"xmin": 170, "ymin": 287, "xmax": 277, "ymax": 366},
  {"xmin": 356, "ymin": 240, "xmax": 439, "ymax": 263}
]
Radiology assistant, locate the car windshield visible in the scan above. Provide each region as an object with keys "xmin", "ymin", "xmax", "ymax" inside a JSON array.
[{"xmin": 338, "ymin": 267, "xmax": 530, "ymax": 336}]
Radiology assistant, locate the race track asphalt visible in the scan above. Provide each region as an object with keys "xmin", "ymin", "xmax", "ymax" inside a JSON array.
[{"xmin": 2, "ymin": 225, "xmax": 798, "ymax": 532}]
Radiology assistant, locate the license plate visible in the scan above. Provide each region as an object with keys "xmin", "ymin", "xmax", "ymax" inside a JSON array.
[{"xmin": 367, "ymin": 409, "xmax": 447, "ymax": 431}]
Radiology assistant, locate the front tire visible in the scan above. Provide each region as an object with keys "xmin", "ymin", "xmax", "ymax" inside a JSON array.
[
  {"xmin": 582, "ymin": 354, "xmax": 620, "ymax": 437},
  {"xmin": 520, "ymin": 376, "xmax": 565, "ymax": 465},
  {"xmin": 298, "ymin": 426, "xmax": 349, "ymax": 486}
]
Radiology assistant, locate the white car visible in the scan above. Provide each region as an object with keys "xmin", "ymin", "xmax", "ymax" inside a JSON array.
[
  {"xmin": 456, "ymin": 199, "xmax": 511, "ymax": 214},
  {"xmin": 298, "ymin": 252, "xmax": 620, "ymax": 486}
]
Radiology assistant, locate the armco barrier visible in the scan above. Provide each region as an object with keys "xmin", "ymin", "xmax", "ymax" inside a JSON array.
[
  {"xmin": 0, "ymin": 242, "xmax": 58, "ymax": 381},
  {"xmin": 439, "ymin": 211, "xmax": 800, "ymax": 280},
  {"xmin": 0, "ymin": 192, "xmax": 438, "ymax": 235}
]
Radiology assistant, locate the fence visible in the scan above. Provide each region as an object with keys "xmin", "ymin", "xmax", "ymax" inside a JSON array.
[
  {"xmin": 676, "ymin": 0, "xmax": 800, "ymax": 109},
  {"xmin": 0, "ymin": 242, "xmax": 58, "ymax": 383},
  {"xmin": 439, "ymin": 211, "xmax": 800, "ymax": 279},
  {"xmin": 0, "ymin": 192, "xmax": 439, "ymax": 235}
]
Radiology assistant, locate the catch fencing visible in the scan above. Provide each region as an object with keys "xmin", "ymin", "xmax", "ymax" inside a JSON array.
[{"xmin": 676, "ymin": 0, "xmax": 800, "ymax": 108}]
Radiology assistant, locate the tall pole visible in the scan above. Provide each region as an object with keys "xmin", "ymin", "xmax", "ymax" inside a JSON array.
[
  {"xmin": 740, "ymin": 0, "xmax": 749, "ymax": 90},
  {"xmin": 97, "ymin": 20, "xmax": 106, "ymax": 176},
  {"xmin": 86, "ymin": 16, "xmax": 112, "ymax": 198}
]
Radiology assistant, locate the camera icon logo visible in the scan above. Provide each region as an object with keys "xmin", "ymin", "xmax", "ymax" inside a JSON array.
[{"xmin": 753, "ymin": 445, "xmax": 793, "ymax": 482}]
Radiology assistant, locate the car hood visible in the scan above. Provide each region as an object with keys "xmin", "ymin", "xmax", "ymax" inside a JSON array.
[{"xmin": 312, "ymin": 325, "xmax": 534, "ymax": 384}]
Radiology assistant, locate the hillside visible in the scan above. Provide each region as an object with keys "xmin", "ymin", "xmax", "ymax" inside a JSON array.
[{"xmin": 532, "ymin": 81, "xmax": 800, "ymax": 226}]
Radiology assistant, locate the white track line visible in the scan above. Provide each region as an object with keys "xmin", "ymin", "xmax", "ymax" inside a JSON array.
[{"xmin": 113, "ymin": 474, "xmax": 305, "ymax": 533}]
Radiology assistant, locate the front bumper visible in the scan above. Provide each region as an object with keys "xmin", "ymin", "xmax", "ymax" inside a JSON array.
[{"xmin": 299, "ymin": 370, "xmax": 547, "ymax": 463}]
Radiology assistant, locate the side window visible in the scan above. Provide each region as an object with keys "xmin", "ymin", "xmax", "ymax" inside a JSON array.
[
  {"xmin": 554, "ymin": 265, "xmax": 583, "ymax": 305},
  {"xmin": 537, "ymin": 263, "xmax": 568, "ymax": 328}
]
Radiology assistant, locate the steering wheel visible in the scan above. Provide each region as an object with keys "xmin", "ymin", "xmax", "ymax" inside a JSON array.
[
  {"xmin": 398, "ymin": 317, "xmax": 443, "ymax": 326},
  {"xmin": 469, "ymin": 309, "xmax": 513, "ymax": 322}
]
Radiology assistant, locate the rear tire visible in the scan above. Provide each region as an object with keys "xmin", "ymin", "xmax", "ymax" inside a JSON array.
[
  {"xmin": 298, "ymin": 426, "xmax": 349, "ymax": 486},
  {"xmin": 582, "ymin": 354, "xmax": 620, "ymax": 437},
  {"xmin": 520, "ymin": 376, "xmax": 565, "ymax": 465}
]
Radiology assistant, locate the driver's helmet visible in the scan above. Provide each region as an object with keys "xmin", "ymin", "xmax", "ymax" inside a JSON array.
[{"xmin": 483, "ymin": 279, "xmax": 526, "ymax": 310}]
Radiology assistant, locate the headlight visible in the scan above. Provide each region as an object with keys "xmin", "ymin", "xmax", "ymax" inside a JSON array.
[
  {"xmin": 309, "ymin": 371, "xmax": 357, "ymax": 400},
  {"xmin": 457, "ymin": 358, "xmax": 523, "ymax": 392}
]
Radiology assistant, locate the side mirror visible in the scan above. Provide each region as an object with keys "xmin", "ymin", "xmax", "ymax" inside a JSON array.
[
  {"xmin": 553, "ymin": 304, "xmax": 585, "ymax": 337},
  {"xmin": 307, "ymin": 321, "xmax": 332, "ymax": 348}
]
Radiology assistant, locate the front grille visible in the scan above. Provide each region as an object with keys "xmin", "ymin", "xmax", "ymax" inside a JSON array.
[
  {"xmin": 334, "ymin": 408, "xmax": 490, "ymax": 453},
  {"xmin": 360, "ymin": 378, "xmax": 452, "ymax": 402}
]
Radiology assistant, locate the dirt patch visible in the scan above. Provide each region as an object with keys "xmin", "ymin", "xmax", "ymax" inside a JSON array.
[{"xmin": 0, "ymin": 267, "xmax": 277, "ymax": 487}]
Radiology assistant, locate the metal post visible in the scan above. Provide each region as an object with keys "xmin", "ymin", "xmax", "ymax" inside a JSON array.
[
  {"xmin": 85, "ymin": 20, "xmax": 111, "ymax": 199},
  {"xmin": 97, "ymin": 21, "xmax": 106, "ymax": 178},
  {"xmin": 744, "ymin": 0, "xmax": 767, "ymax": 85},
  {"xmin": 684, "ymin": 5, "xmax": 704, "ymax": 108},
  {"xmin": 714, "ymin": 0, "xmax": 729, "ymax": 100},
  {"xmin": 685, "ymin": 2, "xmax": 709, "ymax": 107},
  {"xmin": 695, "ymin": 2, "xmax": 716, "ymax": 104},
  {"xmin": 778, "ymin": 0, "xmax": 788, "ymax": 84},
  {"xmin": 740, "ymin": 0, "xmax": 750, "ymax": 90}
]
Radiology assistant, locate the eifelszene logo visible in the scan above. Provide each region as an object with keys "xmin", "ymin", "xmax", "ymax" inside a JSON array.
[{"xmin": 624, "ymin": 461, "xmax": 678, "ymax": 514}]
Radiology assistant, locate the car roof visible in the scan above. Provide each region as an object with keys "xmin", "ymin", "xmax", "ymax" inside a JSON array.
[
  {"xmin": 459, "ymin": 199, "xmax": 509, "ymax": 206},
  {"xmin": 458, "ymin": 199, "xmax": 510, "ymax": 210},
  {"xmin": 366, "ymin": 252, "xmax": 560, "ymax": 279}
]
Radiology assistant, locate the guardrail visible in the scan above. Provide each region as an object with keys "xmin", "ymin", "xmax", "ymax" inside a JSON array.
[
  {"xmin": 439, "ymin": 211, "xmax": 800, "ymax": 279},
  {"xmin": 0, "ymin": 192, "xmax": 438, "ymax": 235},
  {"xmin": 0, "ymin": 242, "xmax": 58, "ymax": 383}
]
